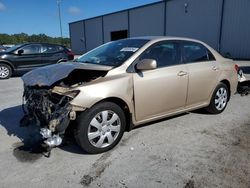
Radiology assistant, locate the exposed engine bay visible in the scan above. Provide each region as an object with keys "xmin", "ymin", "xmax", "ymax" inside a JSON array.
[
  {"xmin": 22, "ymin": 86, "xmax": 73, "ymax": 148},
  {"xmin": 20, "ymin": 62, "xmax": 112, "ymax": 153}
]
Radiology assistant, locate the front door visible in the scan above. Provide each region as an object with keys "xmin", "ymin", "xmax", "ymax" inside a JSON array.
[
  {"xmin": 133, "ymin": 41, "xmax": 188, "ymax": 121},
  {"xmin": 14, "ymin": 44, "xmax": 42, "ymax": 71}
]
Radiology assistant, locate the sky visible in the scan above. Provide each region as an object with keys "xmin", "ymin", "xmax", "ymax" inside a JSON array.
[{"xmin": 0, "ymin": 0, "xmax": 160, "ymax": 38}]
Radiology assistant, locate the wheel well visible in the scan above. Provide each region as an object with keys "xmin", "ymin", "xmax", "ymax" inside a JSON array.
[
  {"xmin": 0, "ymin": 61, "xmax": 14, "ymax": 72},
  {"xmin": 97, "ymin": 97, "xmax": 133, "ymax": 132},
  {"xmin": 220, "ymin": 79, "xmax": 231, "ymax": 100}
]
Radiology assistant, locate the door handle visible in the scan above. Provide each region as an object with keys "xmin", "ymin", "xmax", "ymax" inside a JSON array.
[
  {"xmin": 212, "ymin": 66, "xmax": 219, "ymax": 71},
  {"xmin": 177, "ymin": 71, "xmax": 188, "ymax": 76}
]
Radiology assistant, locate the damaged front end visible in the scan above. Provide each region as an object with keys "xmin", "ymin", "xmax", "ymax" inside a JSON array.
[
  {"xmin": 20, "ymin": 62, "xmax": 112, "ymax": 150},
  {"xmin": 21, "ymin": 86, "xmax": 78, "ymax": 148}
]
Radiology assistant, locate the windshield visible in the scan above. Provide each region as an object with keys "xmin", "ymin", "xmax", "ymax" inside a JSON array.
[
  {"xmin": 5, "ymin": 44, "xmax": 23, "ymax": 52},
  {"xmin": 75, "ymin": 39, "xmax": 149, "ymax": 67}
]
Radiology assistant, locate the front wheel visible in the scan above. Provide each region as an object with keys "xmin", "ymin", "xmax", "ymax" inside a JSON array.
[
  {"xmin": 75, "ymin": 102, "xmax": 126, "ymax": 154},
  {"xmin": 0, "ymin": 63, "xmax": 12, "ymax": 79},
  {"xmin": 206, "ymin": 82, "xmax": 229, "ymax": 114}
]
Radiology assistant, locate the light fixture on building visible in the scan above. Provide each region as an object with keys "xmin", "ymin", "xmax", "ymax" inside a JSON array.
[{"xmin": 184, "ymin": 2, "xmax": 189, "ymax": 13}]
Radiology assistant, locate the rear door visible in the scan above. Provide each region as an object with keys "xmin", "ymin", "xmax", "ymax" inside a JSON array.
[
  {"xmin": 181, "ymin": 41, "xmax": 220, "ymax": 107},
  {"xmin": 13, "ymin": 44, "xmax": 42, "ymax": 70},
  {"xmin": 133, "ymin": 41, "xmax": 188, "ymax": 121},
  {"xmin": 40, "ymin": 44, "xmax": 65, "ymax": 65}
]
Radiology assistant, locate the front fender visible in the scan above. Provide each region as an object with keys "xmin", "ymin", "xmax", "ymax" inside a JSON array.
[{"xmin": 70, "ymin": 74, "xmax": 134, "ymax": 112}]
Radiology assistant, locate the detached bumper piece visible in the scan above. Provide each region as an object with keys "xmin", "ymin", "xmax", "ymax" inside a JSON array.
[
  {"xmin": 237, "ymin": 80, "xmax": 250, "ymax": 96},
  {"xmin": 40, "ymin": 128, "xmax": 62, "ymax": 147},
  {"xmin": 21, "ymin": 87, "xmax": 73, "ymax": 152}
]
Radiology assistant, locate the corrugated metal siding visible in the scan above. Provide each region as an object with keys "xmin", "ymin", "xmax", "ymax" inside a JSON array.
[
  {"xmin": 129, "ymin": 2, "xmax": 165, "ymax": 37},
  {"xmin": 165, "ymin": 0, "xmax": 222, "ymax": 49},
  {"xmin": 85, "ymin": 17, "xmax": 103, "ymax": 51},
  {"xmin": 103, "ymin": 11, "xmax": 128, "ymax": 43},
  {"xmin": 69, "ymin": 21, "xmax": 85, "ymax": 54},
  {"xmin": 69, "ymin": 0, "xmax": 250, "ymax": 59},
  {"xmin": 220, "ymin": 0, "xmax": 250, "ymax": 59}
]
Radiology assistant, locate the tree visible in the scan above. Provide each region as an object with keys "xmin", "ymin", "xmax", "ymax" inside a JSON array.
[{"xmin": 0, "ymin": 33, "xmax": 70, "ymax": 47}]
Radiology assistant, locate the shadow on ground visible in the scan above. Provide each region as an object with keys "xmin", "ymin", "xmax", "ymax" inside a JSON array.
[
  {"xmin": 0, "ymin": 105, "xmax": 28, "ymax": 139},
  {"xmin": 0, "ymin": 105, "xmax": 86, "ymax": 158},
  {"xmin": 0, "ymin": 104, "xmax": 216, "ymax": 158},
  {"xmin": 0, "ymin": 105, "xmax": 45, "ymax": 161}
]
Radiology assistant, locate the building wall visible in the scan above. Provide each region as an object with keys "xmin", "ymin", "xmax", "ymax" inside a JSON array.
[
  {"xmin": 165, "ymin": 0, "xmax": 222, "ymax": 50},
  {"xmin": 69, "ymin": 21, "xmax": 85, "ymax": 54},
  {"xmin": 69, "ymin": 0, "xmax": 250, "ymax": 59},
  {"xmin": 85, "ymin": 17, "xmax": 103, "ymax": 51},
  {"xmin": 220, "ymin": 0, "xmax": 250, "ymax": 59},
  {"xmin": 129, "ymin": 2, "xmax": 165, "ymax": 37},
  {"xmin": 103, "ymin": 11, "xmax": 128, "ymax": 43}
]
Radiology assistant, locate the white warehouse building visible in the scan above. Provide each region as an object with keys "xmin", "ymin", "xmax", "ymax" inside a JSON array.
[{"xmin": 69, "ymin": 0, "xmax": 250, "ymax": 59}]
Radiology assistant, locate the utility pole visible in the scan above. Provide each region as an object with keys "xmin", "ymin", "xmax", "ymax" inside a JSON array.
[{"xmin": 57, "ymin": 0, "xmax": 63, "ymax": 44}]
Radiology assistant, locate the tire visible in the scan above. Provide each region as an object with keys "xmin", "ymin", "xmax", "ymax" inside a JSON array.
[
  {"xmin": 0, "ymin": 63, "xmax": 12, "ymax": 79},
  {"xmin": 75, "ymin": 102, "xmax": 126, "ymax": 154},
  {"xmin": 206, "ymin": 82, "xmax": 229, "ymax": 114}
]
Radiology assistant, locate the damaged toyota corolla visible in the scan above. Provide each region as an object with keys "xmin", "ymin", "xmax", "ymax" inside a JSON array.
[{"xmin": 21, "ymin": 37, "xmax": 238, "ymax": 154}]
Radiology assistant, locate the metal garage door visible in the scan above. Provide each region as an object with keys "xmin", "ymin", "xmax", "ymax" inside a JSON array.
[
  {"xmin": 220, "ymin": 0, "xmax": 250, "ymax": 59},
  {"xmin": 165, "ymin": 0, "xmax": 222, "ymax": 50},
  {"xmin": 69, "ymin": 21, "xmax": 85, "ymax": 54}
]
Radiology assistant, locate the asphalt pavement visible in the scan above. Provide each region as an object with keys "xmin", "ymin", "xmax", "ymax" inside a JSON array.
[{"xmin": 0, "ymin": 74, "xmax": 249, "ymax": 188}]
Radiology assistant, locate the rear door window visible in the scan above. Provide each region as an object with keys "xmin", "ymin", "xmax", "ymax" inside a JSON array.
[
  {"xmin": 41, "ymin": 44, "xmax": 63, "ymax": 53},
  {"xmin": 139, "ymin": 41, "xmax": 181, "ymax": 68},
  {"xmin": 181, "ymin": 41, "xmax": 215, "ymax": 63}
]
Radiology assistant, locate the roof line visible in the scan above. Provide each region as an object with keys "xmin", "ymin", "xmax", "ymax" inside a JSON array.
[{"xmin": 69, "ymin": 1, "xmax": 164, "ymax": 25}]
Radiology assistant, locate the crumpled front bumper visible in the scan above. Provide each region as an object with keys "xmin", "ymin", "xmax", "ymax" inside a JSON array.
[{"xmin": 21, "ymin": 86, "xmax": 78, "ymax": 148}]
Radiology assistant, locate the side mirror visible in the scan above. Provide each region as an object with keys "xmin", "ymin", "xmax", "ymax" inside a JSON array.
[
  {"xmin": 17, "ymin": 49, "xmax": 24, "ymax": 55},
  {"xmin": 136, "ymin": 59, "xmax": 157, "ymax": 71}
]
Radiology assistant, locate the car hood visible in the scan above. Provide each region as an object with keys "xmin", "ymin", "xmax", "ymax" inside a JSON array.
[{"xmin": 22, "ymin": 62, "xmax": 113, "ymax": 87}]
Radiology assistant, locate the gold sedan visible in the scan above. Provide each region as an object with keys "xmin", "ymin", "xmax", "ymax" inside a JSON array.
[{"xmin": 22, "ymin": 37, "xmax": 238, "ymax": 154}]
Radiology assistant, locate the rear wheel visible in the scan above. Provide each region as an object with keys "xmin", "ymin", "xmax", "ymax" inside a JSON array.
[
  {"xmin": 75, "ymin": 102, "xmax": 126, "ymax": 154},
  {"xmin": 206, "ymin": 82, "xmax": 229, "ymax": 114},
  {"xmin": 0, "ymin": 63, "xmax": 12, "ymax": 79}
]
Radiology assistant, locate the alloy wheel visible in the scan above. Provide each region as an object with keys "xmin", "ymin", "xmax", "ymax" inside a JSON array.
[{"xmin": 0, "ymin": 66, "xmax": 9, "ymax": 79}]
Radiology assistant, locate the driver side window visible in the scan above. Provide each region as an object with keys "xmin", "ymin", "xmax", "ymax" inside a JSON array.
[{"xmin": 140, "ymin": 41, "xmax": 181, "ymax": 68}]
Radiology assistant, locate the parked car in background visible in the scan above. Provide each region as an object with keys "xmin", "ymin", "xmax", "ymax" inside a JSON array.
[
  {"xmin": 0, "ymin": 45, "xmax": 6, "ymax": 52},
  {"xmin": 3, "ymin": 44, "xmax": 15, "ymax": 50},
  {"xmin": 21, "ymin": 37, "xmax": 238, "ymax": 154},
  {"xmin": 0, "ymin": 43, "xmax": 74, "ymax": 79}
]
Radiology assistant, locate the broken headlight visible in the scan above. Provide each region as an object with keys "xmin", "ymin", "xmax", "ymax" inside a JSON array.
[
  {"xmin": 63, "ymin": 90, "xmax": 80, "ymax": 98},
  {"xmin": 51, "ymin": 87, "xmax": 80, "ymax": 99}
]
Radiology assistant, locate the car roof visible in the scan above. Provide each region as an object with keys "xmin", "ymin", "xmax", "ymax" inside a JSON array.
[
  {"xmin": 126, "ymin": 36, "xmax": 224, "ymax": 61},
  {"xmin": 20, "ymin": 42, "xmax": 65, "ymax": 47},
  {"xmin": 128, "ymin": 36, "xmax": 205, "ymax": 43}
]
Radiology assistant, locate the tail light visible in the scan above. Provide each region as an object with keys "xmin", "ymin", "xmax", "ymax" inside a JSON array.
[
  {"xmin": 234, "ymin": 64, "xmax": 239, "ymax": 72},
  {"xmin": 67, "ymin": 50, "xmax": 74, "ymax": 60},
  {"xmin": 67, "ymin": 50, "xmax": 74, "ymax": 56}
]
